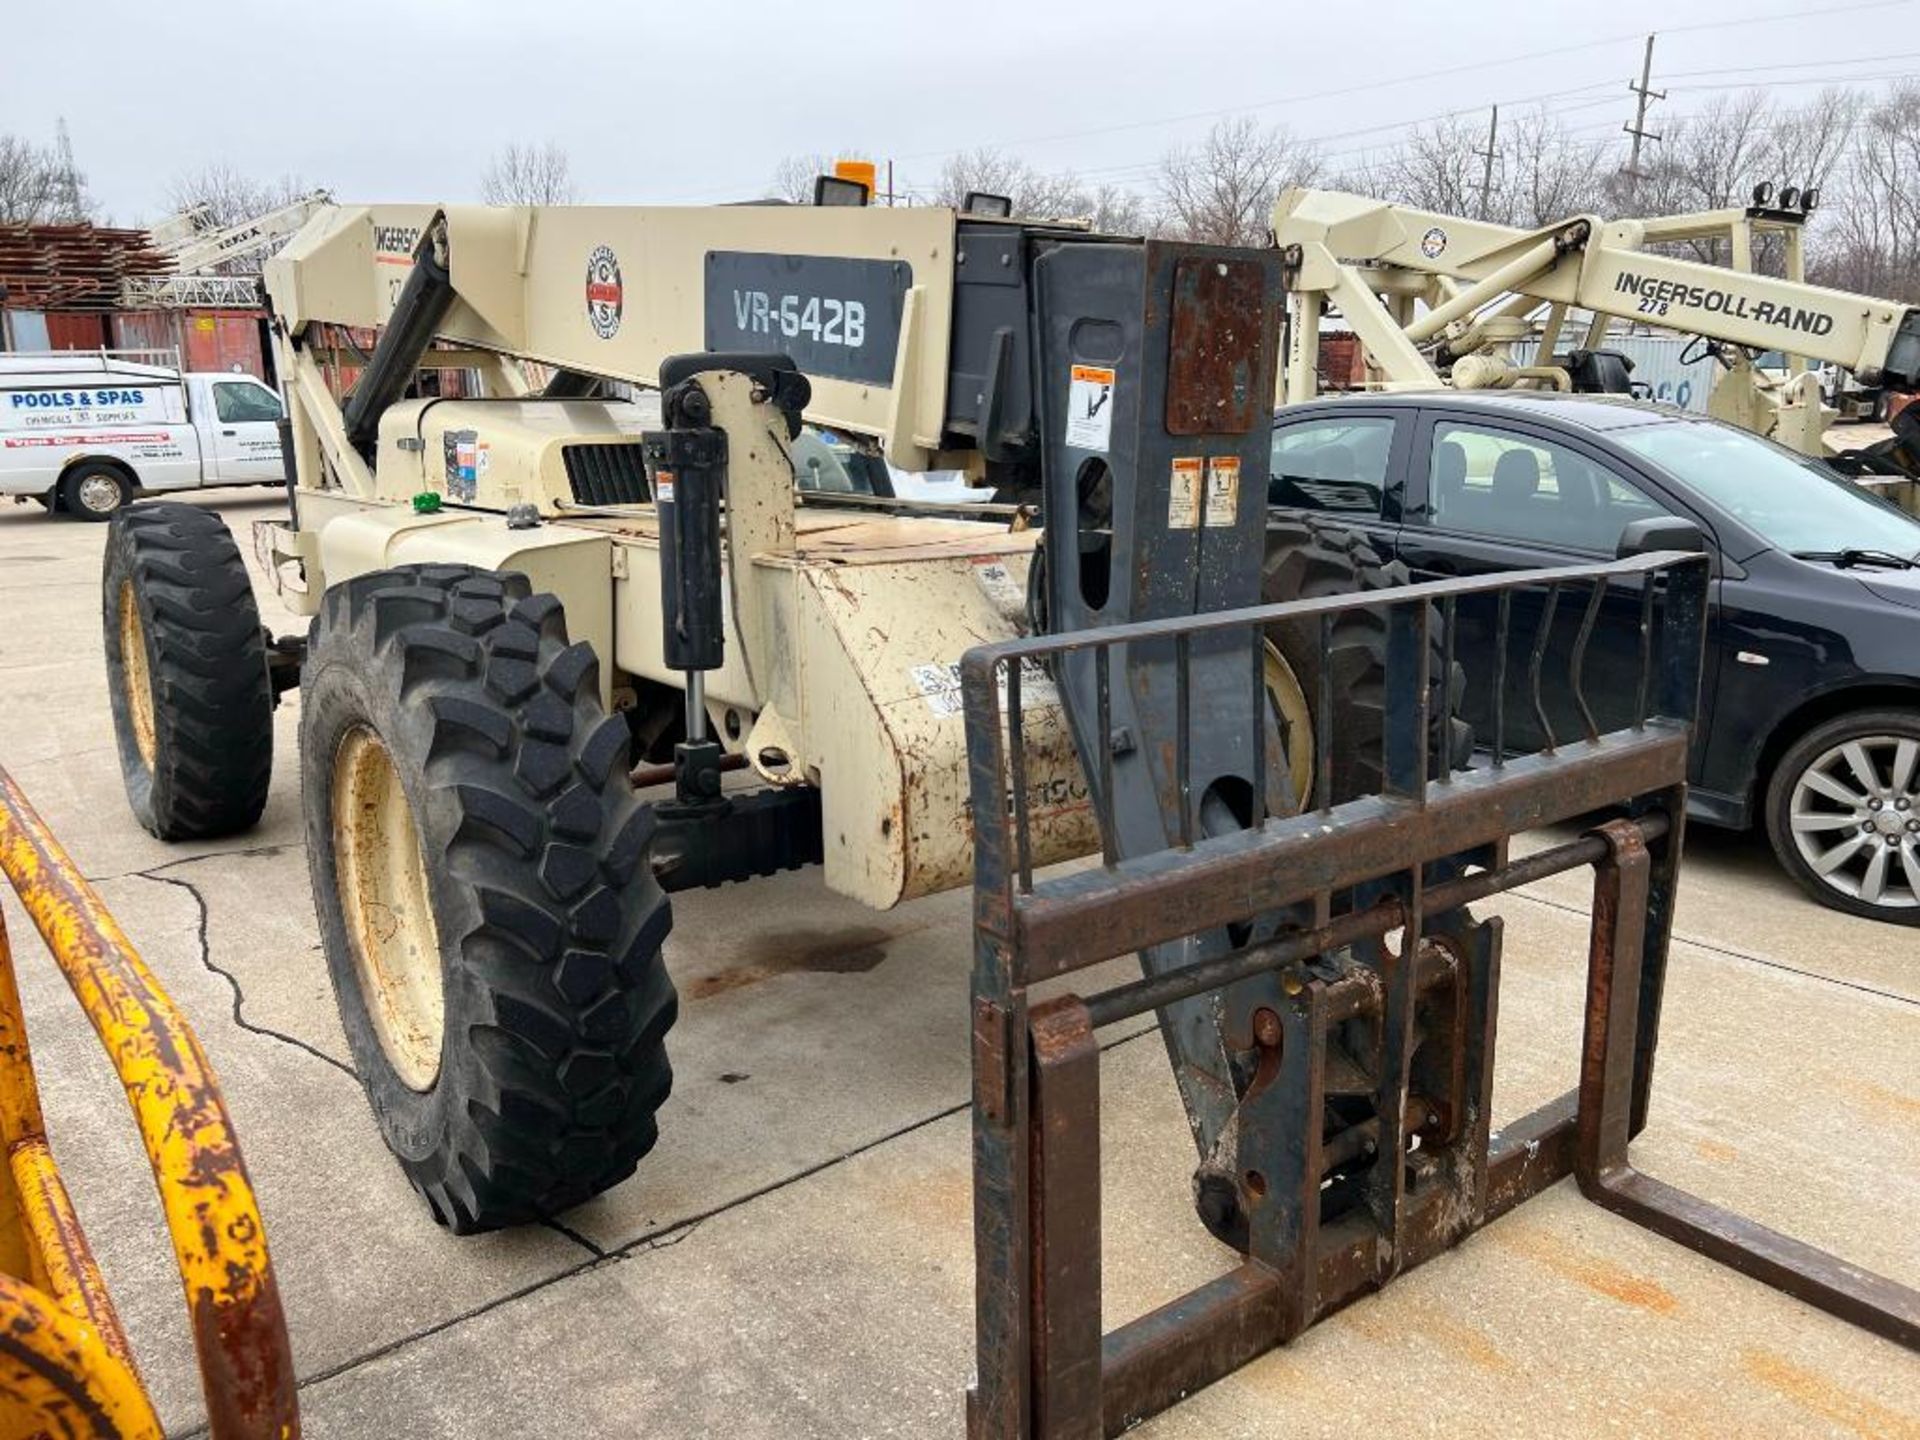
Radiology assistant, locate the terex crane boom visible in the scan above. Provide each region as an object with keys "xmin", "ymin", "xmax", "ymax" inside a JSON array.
[
  {"xmin": 121, "ymin": 190, "xmax": 333, "ymax": 308},
  {"xmin": 1273, "ymin": 186, "xmax": 1920, "ymax": 504},
  {"xmin": 89, "ymin": 187, "xmax": 1913, "ymax": 1435}
]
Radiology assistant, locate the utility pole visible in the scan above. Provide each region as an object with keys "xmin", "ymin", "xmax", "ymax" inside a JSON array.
[
  {"xmin": 883, "ymin": 159, "xmax": 897, "ymax": 207},
  {"xmin": 1621, "ymin": 34, "xmax": 1665, "ymax": 203},
  {"xmin": 1474, "ymin": 105, "xmax": 1500, "ymax": 220}
]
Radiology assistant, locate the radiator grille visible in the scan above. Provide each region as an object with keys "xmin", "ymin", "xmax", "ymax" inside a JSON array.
[{"xmin": 561, "ymin": 442, "xmax": 651, "ymax": 506}]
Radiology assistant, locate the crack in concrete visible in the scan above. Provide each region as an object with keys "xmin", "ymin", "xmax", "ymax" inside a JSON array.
[
  {"xmin": 1510, "ymin": 888, "xmax": 1920, "ymax": 1007},
  {"xmin": 180, "ymin": 1021, "xmax": 1162, "ymax": 1431},
  {"xmin": 540, "ymin": 1218, "xmax": 605, "ymax": 1259},
  {"xmin": 92, "ymin": 842, "xmax": 290, "ymax": 888},
  {"xmin": 132, "ymin": 866, "xmax": 356, "ymax": 1079}
]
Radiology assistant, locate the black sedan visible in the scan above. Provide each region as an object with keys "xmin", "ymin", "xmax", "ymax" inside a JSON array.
[{"xmin": 1269, "ymin": 389, "xmax": 1920, "ymax": 926}]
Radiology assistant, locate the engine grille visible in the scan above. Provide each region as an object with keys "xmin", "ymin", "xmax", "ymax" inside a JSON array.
[{"xmin": 561, "ymin": 442, "xmax": 651, "ymax": 506}]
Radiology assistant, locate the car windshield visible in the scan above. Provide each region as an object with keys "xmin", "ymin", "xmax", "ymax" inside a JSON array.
[{"xmin": 1613, "ymin": 420, "xmax": 1920, "ymax": 558}]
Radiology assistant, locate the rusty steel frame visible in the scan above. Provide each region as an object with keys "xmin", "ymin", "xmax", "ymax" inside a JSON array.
[
  {"xmin": 0, "ymin": 764, "xmax": 298, "ymax": 1439},
  {"xmin": 1576, "ymin": 821, "xmax": 1920, "ymax": 1350},
  {"xmin": 962, "ymin": 553, "xmax": 1913, "ymax": 1439}
]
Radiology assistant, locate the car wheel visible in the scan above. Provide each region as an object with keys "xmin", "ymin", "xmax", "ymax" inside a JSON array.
[
  {"xmin": 60, "ymin": 462, "xmax": 131, "ymax": 520},
  {"xmin": 1764, "ymin": 709, "xmax": 1920, "ymax": 925}
]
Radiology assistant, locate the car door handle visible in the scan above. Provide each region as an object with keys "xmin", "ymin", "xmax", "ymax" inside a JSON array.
[{"xmin": 221, "ymin": 428, "xmax": 237, "ymax": 437}]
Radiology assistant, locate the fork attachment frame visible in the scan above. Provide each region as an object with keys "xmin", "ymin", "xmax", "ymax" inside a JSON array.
[{"xmin": 962, "ymin": 556, "xmax": 1917, "ymax": 1440}]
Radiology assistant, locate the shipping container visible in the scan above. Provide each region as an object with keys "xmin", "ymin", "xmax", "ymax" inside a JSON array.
[
  {"xmin": 110, "ymin": 309, "xmax": 181, "ymax": 359},
  {"xmin": 180, "ymin": 309, "xmax": 268, "ymax": 380},
  {"xmin": 44, "ymin": 312, "xmax": 110, "ymax": 351},
  {"xmin": 1, "ymin": 310, "xmax": 49, "ymax": 351},
  {"xmin": 1512, "ymin": 332, "xmax": 1713, "ymax": 414}
]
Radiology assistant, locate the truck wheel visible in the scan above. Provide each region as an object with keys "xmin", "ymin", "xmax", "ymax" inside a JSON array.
[
  {"xmin": 1764, "ymin": 709, "xmax": 1920, "ymax": 926},
  {"xmin": 301, "ymin": 564, "xmax": 678, "ymax": 1232},
  {"xmin": 61, "ymin": 462, "xmax": 131, "ymax": 520},
  {"xmin": 103, "ymin": 503, "xmax": 274, "ymax": 839},
  {"xmin": 1262, "ymin": 517, "xmax": 1471, "ymax": 807}
]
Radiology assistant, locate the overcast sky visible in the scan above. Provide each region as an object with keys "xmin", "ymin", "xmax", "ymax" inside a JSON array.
[{"xmin": 2, "ymin": 0, "xmax": 1908, "ymax": 224}]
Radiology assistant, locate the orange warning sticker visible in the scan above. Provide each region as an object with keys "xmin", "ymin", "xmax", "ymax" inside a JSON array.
[
  {"xmin": 1205, "ymin": 456, "xmax": 1240, "ymax": 527},
  {"xmin": 1066, "ymin": 364, "xmax": 1116, "ymax": 451},
  {"xmin": 1169, "ymin": 456, "xmax": 1203, "ymax": 529}
]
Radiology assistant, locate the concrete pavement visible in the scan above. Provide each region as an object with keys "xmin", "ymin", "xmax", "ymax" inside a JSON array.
[{"xmin": 0, "ymin": 488, "xmax": 1914, "ymax": 1438}]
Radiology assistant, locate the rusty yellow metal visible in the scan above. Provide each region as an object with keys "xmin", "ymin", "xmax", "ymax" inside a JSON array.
[
  {"xmin": 0, "ymin": 763, "xmax": 299, "ymax": 1439},
  {"xmin": 0, "ymin": 1271, "xmax": 161, "ymax": 1440}
]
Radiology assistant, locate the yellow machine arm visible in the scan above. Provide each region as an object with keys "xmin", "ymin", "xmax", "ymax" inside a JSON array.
[{"xmin": 1272, "ymin": 187, "xmax": 1920, "ymax": 487}]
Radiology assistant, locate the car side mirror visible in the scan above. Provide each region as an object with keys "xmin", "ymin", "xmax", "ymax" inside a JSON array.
[{"xmin": 1616, "ymin": 516, "xmax": 1707, "ymax": 559}]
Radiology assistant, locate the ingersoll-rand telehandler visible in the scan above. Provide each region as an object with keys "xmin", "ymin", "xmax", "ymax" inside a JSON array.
[
  {"xmin": 93, "ymin": 183, "xmax": 1917, "ymax": 1436},
  {"xmin": 1273, "ymin": 185, "xmax": 1920, "ymax": 514}
]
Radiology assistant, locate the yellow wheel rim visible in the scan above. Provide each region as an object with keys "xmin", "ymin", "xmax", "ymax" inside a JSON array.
[
  {"xmin": 118, "ymin": 581, "xmax": 157, "ymax": 772},
  {"xmin": 332, "ymin": 726, "xmax": 445, "ymax": 1090},
  {"xmin": 1263, "ymin": 641, "xmax": 1315, "ymax": 815}
]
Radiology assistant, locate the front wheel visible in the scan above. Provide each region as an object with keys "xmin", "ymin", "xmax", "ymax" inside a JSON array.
[
  {"xmin": 1765, "ymin": 710, "xmax": 1920, "ymax": 925},
  {"xmin": 301, "ymin": 564, "xmax": 678, "ymax": 1231}
]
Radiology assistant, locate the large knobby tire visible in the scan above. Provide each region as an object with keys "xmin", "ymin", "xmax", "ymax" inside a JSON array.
[
  {"xmin": 1262, "ymin": 517, "xmax": 1471, "ymax": 807},
  {"xmin": 1763, "ymin": 708, "xmax": 1920, "ymax": 926},
  {"xmin": 301, "ymin": 564, "xmax": 677, "ymax": 1232},
  {"xmin": 103, "ymin": 503, "xmax": 273, "ymax": 839}
]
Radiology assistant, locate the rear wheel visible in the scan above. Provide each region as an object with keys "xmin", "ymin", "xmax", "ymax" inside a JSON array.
[
  {"xmin": 301, "ymin": 564, "xmax": 678, "ymax": 1231},
  {"xmin": 62, "ymin": 462, "xmax": 131, "ymax": 520},
  {"xmin": 103, "ymin": 503, "xmax": 273, "ymax": 839},
  {"xmin": 1765, "ymin": 710, "xmax": 1920, "ymax": 926}
]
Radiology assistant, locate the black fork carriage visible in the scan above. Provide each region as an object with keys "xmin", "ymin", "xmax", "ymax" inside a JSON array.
[{"xmin": 961, "ymin": 554, "xmax": 1919, "ymax": 1440}]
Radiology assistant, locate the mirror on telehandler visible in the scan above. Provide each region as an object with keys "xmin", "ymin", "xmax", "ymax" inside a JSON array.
[{"xmin": 1617, "ymin": 514, "xmax": 1708, "ymax": 559}]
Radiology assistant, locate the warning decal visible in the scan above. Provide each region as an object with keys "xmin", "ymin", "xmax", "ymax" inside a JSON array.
[
  {"xmin": 1204, "ymin": 456, "xmax": 1240, "ymax": 527},
  {"xmin": 1065, "ymin": 364, "xmax": 1115, "ymax": 452},
  {"xmin": 1168, "ymin": 457, "xmax": 1202, "ymax": 529}
]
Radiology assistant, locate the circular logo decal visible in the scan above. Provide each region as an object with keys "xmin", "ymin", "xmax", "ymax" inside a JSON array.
[
  {"xmin": 1419, "ymin": 226, "xmax": 1448, "ymax": 261},
  {"xmin": 585, "ymin": 245, "xmax": 623, "ymax": 340}
]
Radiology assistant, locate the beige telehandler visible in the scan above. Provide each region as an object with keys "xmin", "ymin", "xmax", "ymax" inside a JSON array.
[
  {"xmin": 100, "ymin": 192, "xmax": 1454, "ymax": 1234},
  {"xmin": 93, "ymin": 182, "xmax": 1915, "ymax": 1435},
  {"xmin": 1273, "ymin": 185, "xmax": 1920, "ymax": 512}
]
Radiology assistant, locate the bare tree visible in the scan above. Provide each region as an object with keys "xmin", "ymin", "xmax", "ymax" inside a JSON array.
[
  {"xmin": 0, "ymin": 134, "xmax": 62, "ymax": 224},
  {"xmin": 769, "ymin": 152, "xmax": 883, "ymax": 203},
  {"xmin": 933, "ymin": 147, "xmax": 1094, "ymax": 218},
  {"xmin": 479, "ymin": 143, "xmax": 579, "ymax": 206},
  {"xmin": 771, "ymin": 154, "xmax": 835, "ymax": 203},
  {"xmin": 1499, "ymin": 111, "xmax": 1611, "ymax": 227},
  {"xmin": 1768, "ymin": 87, "xmax": 1865, "ymax": 203},
  {"xmin": 1085, "ymin": 182, "xmax": 1151, "ymax": 235},
  {"xmin": 166, "ymin": 164, "xmax": 314, "ymax": 229},
  {"xmin": 1350, "ymin": 113, "xmax": 1483, "ymax": 220},
  {"xmin": 1813, "ymin": 82, "xmax": 1920, "ymax": 299},
  {"xmin": 1156, "ymin": 116, "xmax": 1321, "ymax": 246}
]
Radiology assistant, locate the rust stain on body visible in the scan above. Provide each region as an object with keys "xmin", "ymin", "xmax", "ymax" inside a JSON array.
[{"xmin": 1743, "ymin": 1348, "xmax": 1920, "ymax": 1439}]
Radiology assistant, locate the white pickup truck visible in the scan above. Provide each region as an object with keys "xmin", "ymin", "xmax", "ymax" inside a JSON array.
[{"xmin": 1, "ymin": 351, "xmax": 286, "ymax": 519}]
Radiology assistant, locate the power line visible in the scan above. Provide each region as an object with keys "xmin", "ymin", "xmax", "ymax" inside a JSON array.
[{"xmin": 654, "ymin": 0, "xmax": 1908, "ymax": 203}]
